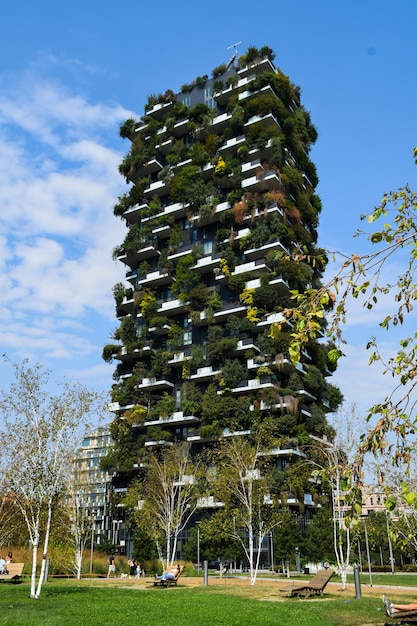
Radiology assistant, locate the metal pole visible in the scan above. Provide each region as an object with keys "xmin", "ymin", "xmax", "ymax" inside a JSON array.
[
  {"xmin": 197, "ymin": 524, "xmax": 200, "ymax": 577},
  {"xmin": 353, "ymin": 563, "xmax": 361, "ymax": 599},
  {"xmin": 203, "ymin": 560, "xmax": 208, "ymax": 586},
  {"xmin": 386, "ymin": 513, "xmax": 395, "ymax": 574},
  {"xmin": 363, "ymin": 519, "xmax": 372, "ymax": 586},
  {"xmin": 270, "ymin": 532, "xmax": 274, "ymax": 572},
  {"xmin": 89, "ymin": 512, "xmax": 95, "ymax": 574}
]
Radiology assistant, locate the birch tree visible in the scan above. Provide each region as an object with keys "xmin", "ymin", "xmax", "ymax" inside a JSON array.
[
  {"xmin": 307, "ymin": 406, "xmax": 364, "ymax": 589},
  {"xmin": 127, "ymin": 443, "xmax": 199, "ymax": 570},
  {"xmin": 216, "ymin": 436, "xmax": 284, "ymax": 585},
  {"xmin": 66, "ymin": 473, "xmax": 94, "ymax": 579},
  {"xmin": 0, "ymin": 359, "xmax": 105, "ymax": 598}
]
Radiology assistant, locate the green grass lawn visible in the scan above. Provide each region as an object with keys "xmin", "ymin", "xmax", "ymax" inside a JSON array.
[{"xmin": 0, "ymin": 580, "xmax": 392, "ymax": 626}]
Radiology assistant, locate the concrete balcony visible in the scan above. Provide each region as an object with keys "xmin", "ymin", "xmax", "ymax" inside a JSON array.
[
  {"xmin": 155, "ymin": 137, "xmax": 174, "ymax": 154},
  {"xmin": 242, "ymin": 170, "xmax": 281, "ymax": 193},
  {"xmin": 244, "ymin": 112, "xmax": 281, "ymax": 131},
  {"xmin": 158, "ymin": 298, "xmax": 189, "ymax": 315},
  {"xmin": 237, "ymin": 57, "xmax": 275, "ymax": 79},
  {"xmin": 145, "ymin": 100, "xmax": 175, "ymax": 119},
  {"xmin": 244, "ymin": 240, "xmax": 289, "ymax": 261},
  {"xmin": 190, "ymin": 366, "xmax": 221, "ymax": 382},
  {"xmin": 144, "ymin": 411, "xmax": 200, "ymax": 427},
  {"xmin": 210, "ymin": 111, "xmax": 233, "ymax": 133},
  {"xmin": 172, "ymin": 118, "xmax": 190, "ymax": 137},
  {"xmin": 144, "ymin": 179, "xmax": 167, "ymax": 198},
  {"xmin": 137, "ymin": 269, "xmax": 171, "ymax": 288},
  {"xmin": 192, "ymin": 253, "xmax": 221, "ymax": 274},
  {"xmin": 235, "ymin": 338, "xmax": 260, "ymax": 354},
  {"xmin": 218, "ymin": 135, "xmax": 246, "ymax": 155},
  {"xmin": 213, "ymin": 303, "xmax": 246, "ymax": 322},
  {"xmin": 238, "ymin": 84, "xmax": 278, "ymax": 103},
  {"xmin": 138, "ymin": 378, "xmax": 174, "ymax": 391},
  {"xmin": 168, "ymin": 352, "xmax": 190, "ymax": 367},
  {"xmin": 123, "ymin": 202, "xmax": 149, "ymax": 225},
  {"xmin": 216, "ymin": 259, "xmax": 270, "ymax": 283}
]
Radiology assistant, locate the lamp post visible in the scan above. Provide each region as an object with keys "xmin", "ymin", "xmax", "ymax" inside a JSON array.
[
  {"xmin": 197, "ymin": 522, "xmax": 201, "ymax": 576},
  {"xmin": 89, "ymin": 510, "xmax": 96, "ymax": 575}
]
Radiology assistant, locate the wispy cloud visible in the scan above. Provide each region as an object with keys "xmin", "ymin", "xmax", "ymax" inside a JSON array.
[{"xmin": 0, "ymin": 58, "xmax": 134, "ymax": 390}]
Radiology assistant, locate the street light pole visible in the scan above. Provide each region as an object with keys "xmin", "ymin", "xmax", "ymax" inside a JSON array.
[
  {"xmin": 89, "ymin": 511, "xmax": 95, "ymax": 575},
  {"xmin": 197, "ymin": 523, "xmax": 201, "ymax": 577}
]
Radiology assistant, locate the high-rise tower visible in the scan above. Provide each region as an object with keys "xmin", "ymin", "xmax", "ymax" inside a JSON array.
[{"xmin": 103, "ymin": 46, "xmax": 342, "ymax": 551}]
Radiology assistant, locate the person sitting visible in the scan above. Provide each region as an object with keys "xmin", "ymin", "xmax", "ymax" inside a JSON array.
[
  {"xmin": 383, "ymin": 595, "xmax": 417, "ymax": 616},
  {"xmin": 155, "ymin": 563, "xmax": 181, "ymax": 581},
  {"xmin": 0, "ymin": 558, "xmax": 8, "ymax": 575}
]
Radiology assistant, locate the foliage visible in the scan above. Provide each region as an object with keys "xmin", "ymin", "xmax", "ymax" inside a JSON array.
[
  {"xmin": 215, "ymin": 435, "xmax": 285, "ymax": 585},
  {"xmin": 272, "ymin": 154, "xmax": 417, "ymax": 501},
  {"xmin": 126, "ymin": 443, "xmax": 200, "ymax": 569},
  {"xmin": 0, "ymin": 359, "xmax": 105, "ymax": 598}
]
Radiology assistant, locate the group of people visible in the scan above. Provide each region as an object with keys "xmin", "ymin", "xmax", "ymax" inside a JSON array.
[
  {"xmin": 0, "ymin": 552, "xmax": 12, "ymax": 575},
  {"xmin": 107, "ymin": 554, "xmax": 144, "ymax": 579},
  {"xmin": 128, "ymin": 557, "xmax": 143, "ymax": 579}
]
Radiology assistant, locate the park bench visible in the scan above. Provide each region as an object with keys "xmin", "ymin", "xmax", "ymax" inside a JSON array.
[
  {"xmin": 0, "ymin": 562, "xmax": 25, "ymax": 583},
  {"xmin": 280, "ymin": 568, "xmax": 334, "ymax": 597},
  {"xmin": 151, "ymin": 565, "xmax": 184, "ymax": 588},
  {"xmin": 390, "ymin": 610, "xmax": 417, "ymax": 623}
]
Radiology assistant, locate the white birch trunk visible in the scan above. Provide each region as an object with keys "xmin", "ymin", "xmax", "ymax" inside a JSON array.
[{"xmin": 35, "ymin": 501, "xmax": 53, "ymax": 598}]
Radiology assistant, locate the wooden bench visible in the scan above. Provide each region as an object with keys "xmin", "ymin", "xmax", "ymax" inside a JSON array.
[
  {"xmin": 151, "ymin": 565, "xmax": 184, "ymax": 588},
  {"xmin": 0, "ymin": 563, "xmax": 25, "ymax": 583},
  {"xmin": 280, "ymin": 569, "xmax": 334, "ymax": 597}
]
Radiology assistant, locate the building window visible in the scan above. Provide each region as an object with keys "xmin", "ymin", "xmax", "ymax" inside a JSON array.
[{"xmin": 183, "ymin": 330, "xmax": 192, "ymax": 345}]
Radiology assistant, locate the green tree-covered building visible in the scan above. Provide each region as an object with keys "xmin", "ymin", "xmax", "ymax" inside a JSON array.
[{"xmin": 103, "ymin": 45, "xmax": 342, "ymax": 560}]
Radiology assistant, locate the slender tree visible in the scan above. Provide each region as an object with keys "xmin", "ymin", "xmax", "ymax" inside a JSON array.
[
  {"xmin": 127, "ymin": 443, "xmax": 199, "ymax": 570},
  {"xmin": 215, "ymin": 435, "xmax": 284, "ymax": 585},
  {"xmin": 0, "ymin": 359, "xmax": 105, "ymax": 598}
]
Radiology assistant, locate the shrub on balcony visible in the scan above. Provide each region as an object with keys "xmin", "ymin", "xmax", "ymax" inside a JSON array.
[
  {"xmin": 150, "ymin": 349, "xmax": 171, "ymax": 378},
  {"xmin": 153, "ymin": 393, "xmax": 175, "ymax": 419},
  {"xmin": 102, "ymin": 344, "xmax": 120, "ymax": 363},
  {"xmin": 199, "ymin": 424, "xmax": 223, "ymax": 440}
]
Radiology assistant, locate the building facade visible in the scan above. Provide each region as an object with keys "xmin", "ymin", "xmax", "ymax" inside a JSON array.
[
  {"xmin": 103, "ymin": 45, "xmax": 342, "ymax": 559},
  {"xmin": 73, "ymin": 425, "xmax": 114, "ymax": 545}
]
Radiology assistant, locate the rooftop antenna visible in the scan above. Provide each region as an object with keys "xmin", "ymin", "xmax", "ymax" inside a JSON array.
[{"xmin": 226, "ymin": 41, "xmax": 242, "ymax": 69}]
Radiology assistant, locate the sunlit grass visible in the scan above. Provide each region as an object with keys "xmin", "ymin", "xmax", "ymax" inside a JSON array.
[{"xmin": 0, "ymin": 578, "xmax": 397, "ymax": 626}]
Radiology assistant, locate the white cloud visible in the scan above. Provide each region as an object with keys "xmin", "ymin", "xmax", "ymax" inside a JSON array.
[{"xmin": 0, "ymin": 60, "xmax": 134, "ymax": 390}]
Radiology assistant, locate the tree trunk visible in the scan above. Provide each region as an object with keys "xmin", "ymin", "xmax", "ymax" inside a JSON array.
[
  {"xmin": 30, "ymin": 541, "xmax": 38, "ymax": 598},
  {"xmin": 35, "ymin": 502, "xmax": 53, "ymax": 598}
]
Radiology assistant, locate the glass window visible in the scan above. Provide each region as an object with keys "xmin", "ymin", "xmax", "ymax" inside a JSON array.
[{"xmin": 183, "ymin": 330, "xmax": 192, "ymax": 345}]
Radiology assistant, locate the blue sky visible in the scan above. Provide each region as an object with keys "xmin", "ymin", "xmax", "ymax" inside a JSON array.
[{"xmin": 0, "ymin": 1, "xmax": 416, "ymax": 423}]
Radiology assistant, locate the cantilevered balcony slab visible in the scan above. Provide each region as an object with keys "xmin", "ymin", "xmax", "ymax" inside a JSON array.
[
  {"xmin": 218, "ymin": 135, "xmax": 246, "ymax": 155},
  {"xmin": 157, "ymin": 298, "xmax": 189, "ymax": 315},
  {"xmin": 216, "ymin": 259, "xmax": 270, "ymax": 284},
  {"xmin": 213, "ymin": 303, "xmax": 246, "ymax": 322},
  {"xmin": 145, "ymin": 100, "xmax": 175, "ymax": 120},
  {"xmin": 227, "ymin": 379, "xmax": 279, "ymax": 394},
  {"xmin": 144, "ymin": 411, "xmax": 200, "ymax": 428},
  {"xmin": 237, "ymin": 57, "xmax": 275, "ymax": 79},
  {"xmin": 192, "ymin": 253, "xmax": 221, "ymax": 274},
  {"xmin": 244, "ymin": 112, "xmax": 281, "ymax": 131},
  {"xmin": 123, "ymin": 202, "xmax": 149, "ymax": 225},
  {"xmin": 190, "ymin": 366, "xmax": 221, "ymax": 382},
  {"xmin": 242, "ymin": 170, "xmax": 281, "ymax": 193},
  {"xmin": 168, "ymin": 352, "xmax": 191, "ymax": 367},
  {"xmin": 210, "ymin": 111, "xmax": 232, "ymax": 133},
  {"xmin": 238, "ymin": 84, "xmax": 278, "ymax": 103},
  {"xmin": 137, "ymin": 269, "xmax": 171, "ymax": 288},
  {"xmin": 144, "ymin": 179, "xmax": 167, "ymax": 198},
  {"xmin": 117, "ymin": 244, "xmax": 158, "ymax": 268},
  {"xmin": 244, "ymin": 240, "xmax": 289, "ymax": 261},
  {"xmin": 138, "ymin": 378, "xmax": 174, "ymax": 391}
]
